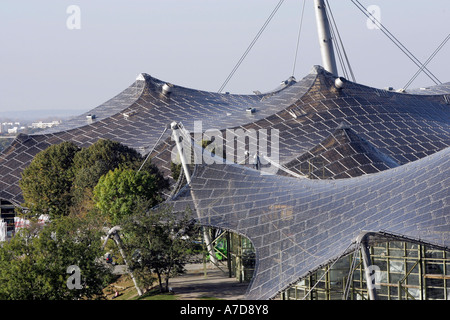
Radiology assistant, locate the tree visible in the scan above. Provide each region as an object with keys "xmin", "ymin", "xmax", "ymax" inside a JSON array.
[
  {"xmin": 170, "ymin": 161, "xmax": 182, "ymax": 181},
  {"xmin": 71, "ymin": 139, "xmax": 143, "ymax": 207},
  {"xmin": 19, "ymin": 141, "xmax": 80, "ymax": 219},
  {"xmin": 121, "ymin": 205, "xmax": 200, "ymax": 293},
  {"xmin": 0, "ymin": 215, "xmax": 112, "ymax": 300},
  {"xmin": 93, "ymin": 168, "xmax": 165, "ymax": 225},
  {"xmin": 71, "ymin": 139, "xmax": 168, "ymax": 213},
  {"xmin": 73, "ymin": 139, "xmax": 142, "ymax": 171},
  {"xmin": 19, "ymin": 139, "xmax": 168, "ymax": 219}
]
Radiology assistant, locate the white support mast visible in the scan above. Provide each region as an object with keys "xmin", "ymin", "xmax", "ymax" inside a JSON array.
[
  {"xmin": 356, "ymin": 232, "xmax": 379, "ymax": 300},
  {"xmin": 314, "ymin": 0, "xmax": 338, "ymax": 76},
  {"xmin": 170, "ymin": 122, "xmax": 218, "ymax": 265}
]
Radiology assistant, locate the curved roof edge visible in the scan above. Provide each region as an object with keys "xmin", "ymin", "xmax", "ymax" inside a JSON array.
[
  {"xmin": 166, "ymin": 145, "xmax": 450, "ymax": 300},
  {"xmin": 39, "ymin": 76, "xmax": 148, "ymax": 134},
  {"xmin": 37, "ymin": 70, "xmax": 306, "ymax": 136}
]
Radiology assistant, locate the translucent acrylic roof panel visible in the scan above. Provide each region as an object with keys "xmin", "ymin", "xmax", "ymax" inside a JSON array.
[
  {"xmin": 168, "ymin": 146, "xmax": 450, "ymax": 300},
  {"xmin": 281, "ymin": 126, "xmax": 400, "ymax": 179},
  {"xmin": 2, "ymin": 66, "xmax": 449, "ymax": 206},
  {"xmin": 0, "ymin": 69, "xmax": 315, "ymax": 205}
]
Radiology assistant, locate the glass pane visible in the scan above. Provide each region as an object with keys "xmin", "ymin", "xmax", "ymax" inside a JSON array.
[
  {"xmin": 426, "ymin": 278, "xmax": 444, "ymax": 288},
  {"xmin": 407, "ymin": 274, "xmax": 420, "ymax": 286},
  {"xmin": 390, "ymin": 242, "xmax": 404, "ymax": 250},
  {"xmin": 426, "ymin": 263, "xmax": 444, "ymax": 274},
  {"xmin": 373, "ymin": 246, "xmax": 387, "ymax": 256},
  {"xmin": 390, "ymin": 273, "xmax": 404, "ymax": 283},
  {"xmin": 427, "ymin": 288, "xmax": 445, "ymax": 300},
  {"xmin": 330, "ymin": 292, "xmax": 342, "ymax": 300},
  {"xmin": 406, "ymin": 262, "xmax": 420, "ymax": 274},
  {"xmin": 389, "ymin": 248, "xmax": 404, "ymax": 257},
  {"xmin": 390, "ymin": 260, "xmax": 405, "ymax": 273},
  {"xmin": 407, "ymin": 288, "xmax": 421, "ymax": 300},
  {"xmin": 406, "ymin": 242, "xmax": 419, "ymax": 250},
  {"xmin": 316, "ymin": 292, "xmax": 327, "ymax": 300},
  {"xmin": 425, "ymin": 249, "xmax": 444, "ymax": 259},
  {"xmin": 377, "ymin": 270, "xmax": 388, "ymax": 284},
  {"xmin": 379, "ymin": 284, "xmax": 389, "ymax": 296},
  {"xmin": 390, "ymin": 286, "xmax": 398, "ymax": 298},
  {"xmin": 373, "ymin": 258, "xmax": 387, "ymax": 270}
]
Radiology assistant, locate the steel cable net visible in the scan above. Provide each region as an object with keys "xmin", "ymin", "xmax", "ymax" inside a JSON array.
[
  {"xmin": 169, "ymin": 121, "xmax": 450, "ymax": 300},
  {"xmin": 0, "ymin": 68, "xmax": 449, "ymax": 298},
  {"xmin": 2, "ymin": 66, "xmax": 450, "ymax": 206}
]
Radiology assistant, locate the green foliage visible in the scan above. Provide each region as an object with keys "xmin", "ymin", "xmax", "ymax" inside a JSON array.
[
  {"xmin": 136, "ymin": 155, "xmax": 169, "ymax": 192},
  {"xmin": 19, "ymin": 139, "xmax": 168, "ymax": 219},
  {"xmin": 121, "ymin": 205, "xmax": 199, "ymax": 293},
  {"xmin": 72, "ymin": 139, "xmax": 142, "ymax": 174},
  {"xmin": 0, "ymin": 215, "xmax": 112, "ymax": 300},
  {"xmin": 10, "ymin": 139, "xmax": 173, "ymax": 299},
  {"xmin": 170, "ymin": 162, "xmax": 182, "ymax": 181},
  {"xmin": 93, "ymin": 168, "xmax": 164, "ymax": 225},
  {"xmin": 19, "ymin": 141, "xmax": 80, "ymax": 219},
  {"xmin": 71, "ymin": 139, "xmax": 143, "ymax": 206}
]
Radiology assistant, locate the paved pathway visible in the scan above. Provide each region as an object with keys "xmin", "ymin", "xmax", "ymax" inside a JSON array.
[{"xmin": 167, "ymin": 263, "xmax": 249, "ymax": 300}]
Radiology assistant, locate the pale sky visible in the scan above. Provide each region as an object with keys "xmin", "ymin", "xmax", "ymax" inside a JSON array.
[{"xmin": 0, "ymin": 0, "xmax": 449, "ymax": 113}]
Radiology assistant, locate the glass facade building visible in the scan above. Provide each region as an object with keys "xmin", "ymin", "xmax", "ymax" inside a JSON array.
[{"xmin": 281, "ymin": 241, "xmax": 450, "ymax": 300}]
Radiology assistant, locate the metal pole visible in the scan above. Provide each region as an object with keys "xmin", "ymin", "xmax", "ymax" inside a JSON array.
[
  {"xmin": 226, "ymin": 231, "xmax": 232, "ymax": 278},
  {"xmin": 112, "ymin": 232, "xmax": 143, "ymax": 297},
  {"xmin": 237, "ymin": 235, "xmax": 243, "ymax": 283},
  {"xmin": 360, "ymin": 241, "xmax": 378, "ymax": 300},
  {"xmin": 314, "ymin": 0, "xmax": 338, "ymax": 76},
  {"xmin": 356, "ymin": 232, "xmax": 378, "ymax": 300},
  {"xmin": 170, "ymin": 122, "xmax": 217, "ymax": 265},
  {"xmin": 102, "ymin": 226, "xmax": 143, "ymax": 296},
  {"xmin": 170, "ymin": 122, "xmax": 192, "ymax": 184}
]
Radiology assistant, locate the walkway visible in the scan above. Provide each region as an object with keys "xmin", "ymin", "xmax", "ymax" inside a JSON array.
[{"xmin": 167, "ymin": 263, "xmax": 249, "ymax": 300}]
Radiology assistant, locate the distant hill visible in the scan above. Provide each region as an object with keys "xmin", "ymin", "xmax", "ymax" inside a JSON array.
[{"xmin": 0, "ymin": 109, "xmax": 89, "ymax": 122}]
